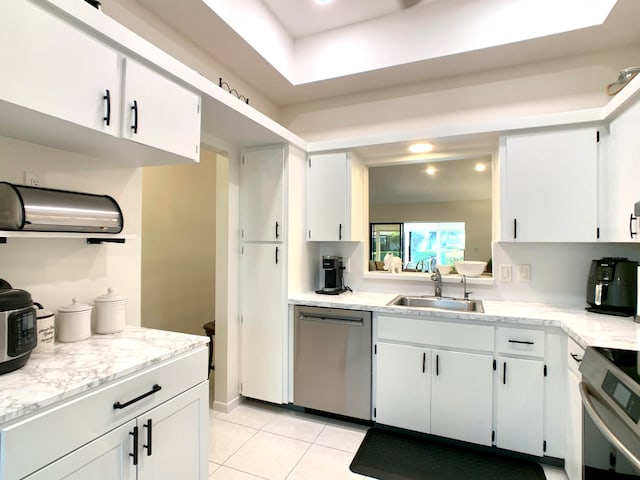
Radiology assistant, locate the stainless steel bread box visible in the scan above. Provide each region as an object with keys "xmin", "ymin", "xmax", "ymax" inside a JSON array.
[{"xmin": 0, "ymin": 183, "xmax": 123, "ymax": 233}]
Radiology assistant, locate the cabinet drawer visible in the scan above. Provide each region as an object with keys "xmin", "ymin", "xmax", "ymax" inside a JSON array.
[
  {"xmin": 1, "ymin": 346, "xmax": 207, "ymax": 480},
  {"xmin": 377, "ymin": 315, "xmax": 494, "ymax": 351},
  {"xmin": 496, "ymin": 327, "xmax": 545, "ymax": 357},
  {"xmin": 567, "ymin": 336, "xmax": 585, "ymax": 376}
]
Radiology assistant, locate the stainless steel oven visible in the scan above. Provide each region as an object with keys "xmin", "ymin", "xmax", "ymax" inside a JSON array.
[{"xmin": 580, "ymin": 346, "xmax": 640, "ymax": 478}]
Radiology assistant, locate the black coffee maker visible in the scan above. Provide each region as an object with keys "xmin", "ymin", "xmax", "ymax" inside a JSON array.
[
  {"xmin": 586, "ymin": 257, "xmax": 638, "ymax": 316},
  {"xmin": 316, "ymin": 256, "xmax": 346, "ymax": 295}
]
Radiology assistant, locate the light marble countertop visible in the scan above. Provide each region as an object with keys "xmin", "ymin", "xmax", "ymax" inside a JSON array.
[
  {"xmin": 289, "ymin": 291, "xmax": 640, "ymax": 351},
  {"xmin": 0, "ymin": 326, "xmax": 208, "ymax": 425}
]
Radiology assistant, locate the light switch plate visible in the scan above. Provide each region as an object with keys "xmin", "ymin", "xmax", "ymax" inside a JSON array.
[
  {"xmin": 518, "ymin": 264, "xmax": 531, "ymax": 282},
  {"xmin": 499, "ymin": 265, "xmax": 512, "ymax": 282}
]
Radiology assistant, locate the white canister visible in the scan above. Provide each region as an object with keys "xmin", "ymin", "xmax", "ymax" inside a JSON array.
[
  {"xmin": 93, "ymin": 288, "xmax": 126, "ymax": 334},
  {"xmin": 34, "ymin": 304, "xmax": 55, "ymax": 352},
  {"xmin": 56, "ymin": 298, "xmax": 92, "ymax": 342}
]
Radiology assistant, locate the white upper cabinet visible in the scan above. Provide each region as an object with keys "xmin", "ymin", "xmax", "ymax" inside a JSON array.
[
  {"xmin": 241, "ymin": 147, "xmax": 286, "ymax": 242},
  {"xmin": 0, "ymin": 0, "xmax": 119, "ymax": 136},
  {"xmin": 600, "ymin": 100, "xmax": 640, "ymax": 241},
  {"xmin": 0, "ymin": 0, "xmax": 201, "ymax": 165},
  {"xmin": 306, "ymin": 152, "xmax": 366, "ymax": 242},
  {"xmin": 122, "ymin": 59, "xmax": 201, "ymax": 161},
  {"xmin": 499, "ymin": 127, "xmax": 599, "ymax": 242}
]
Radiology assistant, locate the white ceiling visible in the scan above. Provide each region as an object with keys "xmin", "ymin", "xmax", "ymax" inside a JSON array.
[{"xmin": 133, "ymin": 0, "xmax": 640, "ymax": 107}]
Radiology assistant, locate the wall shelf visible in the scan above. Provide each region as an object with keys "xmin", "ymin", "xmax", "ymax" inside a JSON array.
[{"xmin": 0, "ymin": 231, "xmax": 136, "ymax": 244}]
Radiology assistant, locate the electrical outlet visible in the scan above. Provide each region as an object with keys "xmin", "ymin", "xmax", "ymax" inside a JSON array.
[
  {"xmin": 24, "ymin": 171, "xmax": 41, "ymax": 187},
  {"xmin": 499, "ymin": 265, "xmax": 512, "ymax": 282},
  {"xmin": 346, "ymin": 259, "xmax": 351, "ymax": 273},
  {"xmin": 518, "ymin": 264, "xmax": 531, "ymax": 282}
]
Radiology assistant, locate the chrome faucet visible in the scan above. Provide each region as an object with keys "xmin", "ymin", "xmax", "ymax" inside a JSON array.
[
  {"xmin": 431, "ymin": 268, "xmax": 442, "ymax": 297},
  {"xmin": 461, "ymin": 274, "xmax": 472, "ymax": 300}
]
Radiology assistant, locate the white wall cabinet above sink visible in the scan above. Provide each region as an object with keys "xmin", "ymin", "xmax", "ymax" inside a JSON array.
[
  {"xmin": 306, "ymin": 152, "xmax": 366, "ymax": 242},
  {"xmin": 0, "ymin": 0, "xmax": 201, "ymax": 166},
  {"xmin": 499, "ymin": 127, "xmax": 600, "ymax": 242}
]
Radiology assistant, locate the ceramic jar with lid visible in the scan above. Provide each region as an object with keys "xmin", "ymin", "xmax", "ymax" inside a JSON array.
[
  {"xmin": 57, "ymin": 298, "xmax": 92, "ymax": 342},
  {"xmin": 93, "ymin": 288, "xmax": 126, "ymax": 334}
]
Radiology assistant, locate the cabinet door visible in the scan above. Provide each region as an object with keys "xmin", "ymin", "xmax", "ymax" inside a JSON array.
[
  {"xmin": 241, "ymin": 147, "xmax": 285, "ymax": 242},
  {"xmin": 122, "ymin": 58, "xmax": 200, "ymax": 160},
  {"xmin": 137, "ymin": 382, "xmax": 209, "ymax": 480},
  {"xmin": 0, "ymin": 1, "xmax": 119, "ymax": 135},
  {"xmin": 600, "ymin": 100, "xmax": 640, "ymax": 241},
  {"xmin": 240, "ymin": 243, "xmax": 285, "ymax": 403},
  {"xmin": 24, "ymin": 420, "xmax": 136, "ymax": 480},
  {"xmin": 496, "ymin": 357, "xmax": 544, "ymax": 456},
  {"xmin": 307, "ymin": 153, "xmax": 347, "ymax": 241},
  {"xmin": 430, "ymin": 350, "xmax": 493, "ymax": 446},
  {"xmin": 375, "ymin": 342, "xmax": 430, "ymax": 433},
  {"xmin": 501, "ymin": 128, "xmax": 598, "ymax": 242}
]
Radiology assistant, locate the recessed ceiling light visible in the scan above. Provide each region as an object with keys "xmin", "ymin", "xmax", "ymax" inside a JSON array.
[
  {"xmin": 475, "ymin": 163, "xmax": 487, "ymax": 172},
  {"xmin": 409, "ymin": 143, "xmax": 433, "ymax": 154},
  {"xmin": 315, "ymin": 0, "xmax": 332, "ymax": 4},
  {"xmin": 425, "ymin": 166, "xmax": 436, "ymax": 175}
]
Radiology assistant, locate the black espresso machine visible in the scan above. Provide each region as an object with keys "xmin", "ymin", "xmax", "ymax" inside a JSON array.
[
  {"xmin": 586, "ymin": 257, "xmax": 638, "ymax": 317},
  {"xmin": 316, "ymin": 256, "xmax": 347, "ymax": 295}
]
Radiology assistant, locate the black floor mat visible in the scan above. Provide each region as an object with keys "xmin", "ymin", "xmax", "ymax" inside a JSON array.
[{"xmin": 350, "ymin": 428, "xmax": 546, "ymax": 480}]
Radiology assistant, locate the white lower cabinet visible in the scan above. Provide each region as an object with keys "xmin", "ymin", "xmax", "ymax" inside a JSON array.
[
  {"xmin": 375, "ymin": 315, "xmax": 494, "ymax": 447},
  {"xmin": 565, "ymin": 338, "xmax": 585, "ymax": 480},
  {"xmin": 25, "ymin": 420, "xmax": 137, "ymax": 480},
  {"xmin": 431, "ymin": 349, "xmax": 493, "ymax": 446},
  {"xmin": 1, "ymin": 347, "xmax": 209, "ymax": 480},
  {"xmin": 496, "ymin": 356, "xmax": 544, "ymax": 456},
  {"xmin": 375, "ymin": 343, "xmax": 431, "ymax": 433}
]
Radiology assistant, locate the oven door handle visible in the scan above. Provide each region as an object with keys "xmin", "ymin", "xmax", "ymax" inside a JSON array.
[{"xmin": 579, "ymin": 382, "xmax": 640, "ymax": 472}]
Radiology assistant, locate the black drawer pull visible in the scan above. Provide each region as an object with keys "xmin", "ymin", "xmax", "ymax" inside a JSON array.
[
  {"xmin": 114, "ymin": 384, "xmax": 162, "ymax": 409},
  {"xmin": 508, "ymin": 339, "xmax": 534, "ymax": 345},
  {"xmin": 570, "ymin": 353, "xmax": 582, "ymax": 363}
]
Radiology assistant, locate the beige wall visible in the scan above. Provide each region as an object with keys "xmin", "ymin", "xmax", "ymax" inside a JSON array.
[
  {"xmin": 141, "ymin": 148, "xmax": 217, "ymax": 335},
  {"xmin": 370, "ymin": 199, "xmax": 492, "ymax": 263}
]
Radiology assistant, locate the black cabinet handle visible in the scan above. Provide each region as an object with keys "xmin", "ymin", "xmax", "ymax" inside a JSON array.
[
  {"xmin": 339, "ymin": 223, "xmax": 343, "ymax": 240},
  {"xmin": 275, "ymin": 221, "xmax": 280, "ymax": 240},
  {"xmin": 131, "ymin": 100, "xmax": 139, "ymax": 134},
  {"xmin": 143, "ymin": 419, "xmax": 153, "ymax": 456},
  {"xmin": 630, "ymin": 213, "xmax": 637, "ymax": 239},
  {"xmin": 422, "ymin": 352, "xmax": 426, "ymax": 373},
  {"xmin": 508, "ymin": 339, "xmax": 534, "ymax": 345},
  {"xmin": 130, "ymin": 426, "xmax": 139, "ymax": 466},
  {"xmin": 275, "ymin": 246, "xmax": 279, "ymax": 264},
  {"xmin": 113, "ymin": 384, "xmax": 162, "ymax": 409},
  {"xmin": 570, "ymin": 353, "xmax": 582, "ymax": 363},
  {"xmin": 103, "ymin": 89, "xmax": 111, "ymax": 126},
  {"xmin": 436, "ymin": 354, "xmax": 439, "ymax": 376},
  {"xmin": 503, "ymin": 362, "xmax": 507, "ymax": 385},
  {"xmin": 513, "ymin": 218, "xmax": 517, "ymax": 239}
]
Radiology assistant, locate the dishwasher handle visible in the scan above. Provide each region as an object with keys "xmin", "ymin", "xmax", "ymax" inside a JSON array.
[{"xmin": 298, "ymin": 314, "xmax": 364, "ymax": 327}]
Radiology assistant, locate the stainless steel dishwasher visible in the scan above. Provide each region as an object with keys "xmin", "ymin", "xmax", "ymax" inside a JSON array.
[{"xmin": 293, "ymin": 305, "xmax": 372, "ymax": 420}]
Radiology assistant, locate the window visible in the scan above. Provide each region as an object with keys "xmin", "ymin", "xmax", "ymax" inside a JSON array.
[
  {"xmin": 404, "ymin": 222, "xmax": 465, "ymax": 269},
  {"xmin": 370, "ymin": 223, "xmax": 403, "ymax": 261}
]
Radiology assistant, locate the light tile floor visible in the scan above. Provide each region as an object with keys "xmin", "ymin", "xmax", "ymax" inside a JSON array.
[{"xmin": 209, "ymin": 398, "xmax": 569, "ymax": 480}]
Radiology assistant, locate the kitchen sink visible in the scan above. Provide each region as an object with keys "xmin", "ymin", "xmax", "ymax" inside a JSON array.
[{"xmin": 387, "ymin": 295, "xmax": 484, "ymax": 313}]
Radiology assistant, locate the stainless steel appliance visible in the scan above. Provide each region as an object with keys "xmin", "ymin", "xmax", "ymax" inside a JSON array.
[
  {"xmin": 315, "ymin": 255, "xmax": 346, "ymax": 295},
  {"xmin": 0, "ymin": 182, "xmax": 123, "ymax": 233},
  {"xmin": 586, "ymin": 258, "xmax": 638, "ymax": 317},
  {"xmin": 580, "ymin": 346, "xmax": 640, "ymax": 478},
  {"xmin": 294, "ymin": 305, "xmax": 371, "ymax": 420},
  {"xmin": 0, "ymin": 281, "xmax": 37, "ymax": 374}
]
